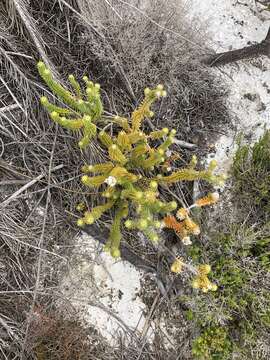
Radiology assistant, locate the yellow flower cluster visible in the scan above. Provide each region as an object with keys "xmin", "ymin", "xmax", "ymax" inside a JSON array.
[
  {"xmin": 192, "ymin": 265, "xmax": 217, "ymax": 293},
  {"xmin": 171, "ymin": 257, "xmax": 185, "ymax": 273},
  {"xmin": 171, "ymin": 260, "xmax": 217, "ymax": 293},
  {"xmin": 166, "ymin": 191, "xmax": 220, "ymax": 291}
]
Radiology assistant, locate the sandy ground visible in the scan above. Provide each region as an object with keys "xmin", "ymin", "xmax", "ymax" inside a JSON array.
[
  {"xmin": 189, "ymin": 0, "xmax": 270, "ymax": 172},
  {"xmin": 59, "ymin": 0, "xmax": 270, "ymax": 346},
  {"xmin": 59, "ymin": 232, "xmax": 152, "ymax": 344}
]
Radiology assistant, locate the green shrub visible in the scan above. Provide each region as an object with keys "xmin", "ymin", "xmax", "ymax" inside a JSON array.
[
  {"xmin": 232, "ymin": 130, "xmax": 270, "ymax": 221},
  {"xmin": 192, "ymin": 327, "xmax": 232, "ymax": 360},
  {"xmin": 190, "ymin": 228, "xmax": 270, "ymax": 358},
  {"xmin": 37, "ymin": 62, "xmax": 227, "ymax": 296},
  {"xmin": 189, "ymin": 130, "xmax": 270, "ymax": 359},
  {"xmin": 37, "ymin": 61, "xmax": 225, "ymax": 258}
]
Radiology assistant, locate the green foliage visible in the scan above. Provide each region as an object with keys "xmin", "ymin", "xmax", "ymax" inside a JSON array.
[
  {"xmin": 37, "ymin": 62, "xmax": 103, "ymax": 149},
  {"xmin": 251, "ymin": 234, "xmax": 270, "ymax": 269},
  {"xmin": 189, "ymin": 226, "xmax": 270, "ymax": 359},
  {"xmin": 37, "ymin": 62, "xmax": 224, "ymax": 259},
  {"xmin": 187, "ymin": 243, "xmax": 202, "ymax": 261},
  {"xmin": 188, "ymin": 131, "xmax": 270, "ymax": 359},
  {"xmin": 231, "ymin": 131, "xmax": 270, "ymax": 269},
  {"xmin": 192, "ymin": 327, "xmax": 232, "ymax": 360},
  {"xmin": 232, "ymin": 130, "xmax": 270, "ymax": 221}
]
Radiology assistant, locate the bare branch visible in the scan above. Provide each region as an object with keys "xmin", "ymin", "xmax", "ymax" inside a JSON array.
[
  {"xmin": 0, "ymin": 164, "xmax": 64, "ymax": 209},
  {"xmin": 203, "ymin": 25, "xmax": 270, "ymax": 66}
]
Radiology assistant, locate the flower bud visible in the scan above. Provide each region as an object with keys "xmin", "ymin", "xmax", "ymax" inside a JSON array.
[{"xmin": 77, "ymin": 218, "xmax": 85, "ymax": 227}]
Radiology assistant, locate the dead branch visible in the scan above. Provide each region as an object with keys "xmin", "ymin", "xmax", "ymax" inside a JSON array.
[
  {"xmin": 203, "ymin": 25, "xmax": 270, "ymax": 66},
  {"xmin": 0, "ymin": 164, "xmax": 64, "ymax": 209}
]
